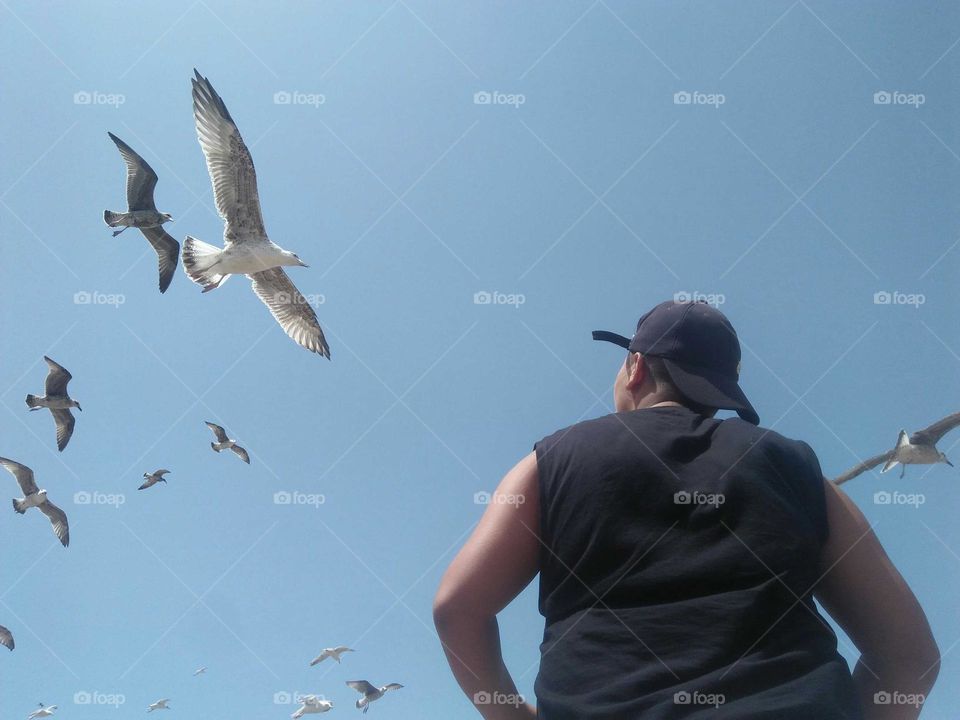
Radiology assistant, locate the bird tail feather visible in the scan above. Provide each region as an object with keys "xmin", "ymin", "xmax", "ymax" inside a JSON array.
[
  {"xmin": 25, "ymin": 394, "xmax": 41, "ymax": 409},
  {"xmin": 183, "ymin": 236, "xmax": 228, "ymax": 292},
  {"xmin": 211, "ymin": 442, "xmax": 221, "ymax": 453},
  {"xmin": 12, "ymin": 498, "xmax": 26, "ymax": 514},
  {"xmin": 103, "ymin": 210, "xmax": 125, "ymax": 227}
]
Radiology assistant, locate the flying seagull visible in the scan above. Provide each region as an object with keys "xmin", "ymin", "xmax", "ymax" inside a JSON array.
[
  {"xmin": 310, "ymin": 646, "xmax": 354, "ymax": 666},
  {"xmin": 193, "ymin": 666, "xmax": 206, "ymax": 676},
  {"xmin": 0, "ymin": 457, "xmax": 69, "ymax": 547},
  {"xmin": 25, "ymin": 356, "xmax": 81, "ymax": 451},
  {"xmin": 833, "ymin": 412, "xmax": 960, "ymax": 484},
  {"xmin": 0, "ymin": 625, "xmax": 13, "ymax": 651},
  {"xmin": 103, "ymin": 132, "xmax": 180, "ymax": 293},
  {"xmin": 28, "ymin": 705, "xmax": 56, "ymax": 719},
  {"xmin": 146, "ymin": 699, "xmax": 170, "ymax": 712},
  {"xmin": 346, "ymin": 680, "xmax": 403, "ymax": 714},
  {"xmin": 205, "ymin": 422, "xmax": 250, "ymax": 464},
  {"xmin": 139, "ymin": 469, "xmax": 171, "ymax": 490},
  {"xmin": 292, "ymin": 696, "xmax": 333, "ymax": 717},
  {"xmin": 182, "ymin": 69, "xmax": 330, "ymax": 357}
]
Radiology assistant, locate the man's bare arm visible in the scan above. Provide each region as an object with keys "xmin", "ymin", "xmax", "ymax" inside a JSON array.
[{"xmin": 433, "ymin": 452, "xmax": 540, "ymax": 720}]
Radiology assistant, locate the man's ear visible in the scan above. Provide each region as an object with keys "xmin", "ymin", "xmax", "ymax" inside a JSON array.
[{"xmin": 625, "ymin": 352, "xmax": 647, "ymax": 390}]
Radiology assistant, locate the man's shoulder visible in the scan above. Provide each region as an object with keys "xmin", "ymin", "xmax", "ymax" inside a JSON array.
[{"xmin": 534, "ymin": 413, "xmax": 622, "ymax": 456}]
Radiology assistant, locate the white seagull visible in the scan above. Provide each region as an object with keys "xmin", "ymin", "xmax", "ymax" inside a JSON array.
[
  {"xmin": 205, "ymin": 422, "xmax": 250, "ymax": 464},
  {"xmin": 0, "ymin": 458, "xmax": 69, "ymax": 547},
  {"xmin": 25, "ymin": 356, "xmax": 81, "ymax": 452},
  {"xmin": 310, "ymin": 646, "xmax": 354, "ymax": 666},
  {"xmin": 28, "ymin": 705, "xmax": 57, "ymax": 719},
  {"xmin": 193, "ymin": 666, "xmax": 206, "ymax": 676},
  {"xmin": 346, "ymin": 680, "xmax": 403, "ymax": 714},
  {"xmin": 103, "ymin": 132, "xmax": 179, "ymax": 293},
  {"xmin": 139, "ymin": 469, "xmax": 171, "ymax": 490},
  {"xmin": 146, "ymin": 699, "xmax": 170, "ymax": 712},
  {"xmin": 292, "ymin": 696, "xmax": 333, "ymax": 718},
  {"xmin": 182, "ymin": 69, "xmax": 330, "ymax": 357},
  {"xmin": 834, "ymin": 412, "xmax": 960, "ymax": 484},
  {"xmin": 0, "ymin": 625, "xmax": 12, "ymax": 650}
]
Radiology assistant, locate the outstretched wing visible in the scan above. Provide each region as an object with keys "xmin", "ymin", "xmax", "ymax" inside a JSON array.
[
  {"xmin": 108, "ymin": 132, "xmax": 159, "ymax": 211},
  {"xmin": 39, "ymin": 500, "xmax": 69, "ymax": 547},
  {"xmin": 0, "ymin": 625, "xmax": 13, "ymax": 650},
  {"xmin": 140, "ymin": 226, "xmax": 180, "ymax": 294},
  {"xmin": 249, "ymin": 268, "xmax": 330, "ymax": 357},
  {"xmin": 832, "ymin": 451, "xmax": 893, "ymax": 485},
  {"xmin": 910, "ymin": 412, "xmax": 960, "ymax": 447},
  {"xmin": 191, "ymin": 69, "xmax": 265, "ymax": 241},
  {"xmin": 51, "ymin": 409, "xmax": 75, "ymax": 452},
  {"xmin": 346, "ymin": 680, "xmax": 377, "ymax": 696},
  {"xmin": 205, "ymin": 421, "xmax": 229, "ymax": 443},
  {"xmin": 0, "ymin": 457, "xmax": 38, "ymax": 495},
  {"xmin": 230, "ymin": 445, "xmax": 251, "ymax": 464},
  {"xmin": 43, "ymin": 356, "xmax": 72, "ymax": 396}
]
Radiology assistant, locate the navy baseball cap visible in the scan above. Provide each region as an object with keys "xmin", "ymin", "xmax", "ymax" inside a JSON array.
[{"xmin": 593, "ymin": 300, "xmax": 759, "ymax": 425}]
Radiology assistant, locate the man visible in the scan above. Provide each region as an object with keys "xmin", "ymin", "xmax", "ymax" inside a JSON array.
[{"xmin": 434, "ymin": 300, "xmax": 940, "ymax": 719}]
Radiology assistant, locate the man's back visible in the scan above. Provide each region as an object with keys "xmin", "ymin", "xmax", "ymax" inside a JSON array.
[{"xmin": 534, "ymin": 406, "xmax": 862, "ymax": 719}]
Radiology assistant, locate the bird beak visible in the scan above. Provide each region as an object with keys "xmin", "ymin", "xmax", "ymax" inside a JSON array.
[
  {"xmin": 946, "ymin": 458, "xmax": 954, "ymax": 467},
  {"xmin": 76, "ymin": 405, "xmax": 83, "ymax": 412},
  {"xmin": 298, "ymin": 259, "xmax": 309, "ymax": 268}
]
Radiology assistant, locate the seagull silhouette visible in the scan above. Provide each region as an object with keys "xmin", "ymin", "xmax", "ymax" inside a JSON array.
[{"xmin": 25, "ymin": 357, "xmax": 81, "ymax": 451}]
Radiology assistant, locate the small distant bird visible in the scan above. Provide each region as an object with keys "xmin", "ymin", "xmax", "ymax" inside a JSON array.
[
  {"xmin": 193, "ymin": 666, "xmax": 206, "ymax": 676},
  {"xmin": 146, "ymin": 699, "xmax": 170, "ymax": 712},
  {"xmin": 205, "ymin": 422, "xmax": 250, "ymax": 464},
  {"xmin": 139, "ymin": 469, "xmax": 171, "ymax": 490},
  {"xmin": 346, "ymin": 680, "xmax": 403, "ymax": 714},
  {"xmin": 28, "ymin": 705, "xmax": 56, "ymax": 720},
  {"xmin": 834, "ymin": 412, "xmax": 960, "ymax": 484},
  {"xmin": 0, "ymin": 457, "xmax": 69, "ymax": 547},
  {"xmin": 310, "ymin": 646, "xmax": 354, "ymax": 666},
  {"xmin": 292, "ymin": 696, "xmax": 333, "ymax": 718},
  {"xmin": 25, "ymin": 356, "xmax": 81, "ymax": 451},
  {"xmin": 182, "ymin": 70, "xmax": 330, "ymax": 357},
  {"xmin": 0, "ymin": 625, "xmax": 13, "ymax": 650},
  {"xmin": 104, "ymin": 132, "xmax": 179, "ymax": 293}
]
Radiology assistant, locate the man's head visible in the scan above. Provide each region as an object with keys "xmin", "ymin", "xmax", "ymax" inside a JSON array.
[{"xmin": 597, "ymin": 300, "xmax": 759, "ymax": 424}]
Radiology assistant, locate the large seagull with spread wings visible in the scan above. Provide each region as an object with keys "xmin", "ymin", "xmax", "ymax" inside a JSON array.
[{"xmin": 182, "ymin": 70, "xmax": 330, "ymax": 358}]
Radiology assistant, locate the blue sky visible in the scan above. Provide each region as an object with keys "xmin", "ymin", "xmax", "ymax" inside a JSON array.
[{"xmin": 1, "ymin": 1, "xmax": 958, "ymax": 716}]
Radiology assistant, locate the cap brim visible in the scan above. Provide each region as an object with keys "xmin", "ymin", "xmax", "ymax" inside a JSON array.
[
  {"xmin": 592, "ymin": 330, "xmax": 632, "ymax": 349},
  {"xmin": 659, "ymin": 358, "xmax": 760, "ymax": 425}
]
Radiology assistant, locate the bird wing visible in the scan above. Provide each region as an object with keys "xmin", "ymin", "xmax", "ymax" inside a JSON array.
[
  {"xmin": 38, "ymin": 500, "xmax": 69, "ymax": 547},
  {"xmin": 0, "ymin": 457, "xmax": 38, "ymax": 495},
  {"xmin": 191, "ymin": 69, "xmax": 265, "ymax": 242},
  {"xmin": 910, "ymin": 411, "xmax": 960, "ymax": 447},
  {"xmin": 137, "ymin": 480, "xmax": 152, "ymax": 490},
  {"xmin": 334, "ymin": 645, "xmax": 353, "ymax": 653},
  {"xmin": 43, "ymin": 356, "xmax": 72, "ymax": 396},
  {"xmin": 51, "ymin": 409, "xmax": 75, "ymax": 452},
  {"xmin": 347, "ymin": 680, "xmax": 377, "ymax": 696},
  {"xmin": 230, "ymin": 445, "xmax": 251, "ymax": 464},
  {"xmin": 205, "ymin": 421, "xmax": 229, "ymax": 443},
  {"xmin": 383, "ymin": 683, "xmax": 403, "ymax": 692},
  {"xmin": 0, "ymin": 625, "xmax": 13, "ymax": 650},
  {"xmin": 309, "ymin": 652, "xmax": 327, "ymax": 666},
  {"xmin": 140, "ymin": 225, "xmax": 180, "ymax": 294},
  {"xmin": 249, "ymin": 268, "xmax": 330, "ymax": 357},
  {"xmin": 155, "ymin": 469, "xmax": 171, "ymax": 476},
  {"xmin": 108, "ymin": 132, "xmax": 159, "ymax": 210},
  {"xmin": 832, "ymin": 451, "xmax": 894, "ymax": 485}
]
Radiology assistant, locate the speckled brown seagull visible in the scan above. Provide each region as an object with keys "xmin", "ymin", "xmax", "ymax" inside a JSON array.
[
  {"xmin": 182, "ymin": 70, "xmax": 330, "ymax": 357},
  {"xmin": 25, "ymin": 357, "xmax": 81, "ymax": 452},
  {"xmin": 103, "ymin": 132, "xmax": 179, "ymax": 293},
  {"xmin": 833, "ymin": 412, "xmax": 960, "ymax": 484}
]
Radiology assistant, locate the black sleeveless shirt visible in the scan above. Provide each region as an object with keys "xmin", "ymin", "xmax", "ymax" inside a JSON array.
[{"xmin": 533, "ymin": 406, "xmax": 862, "ymax": 719}]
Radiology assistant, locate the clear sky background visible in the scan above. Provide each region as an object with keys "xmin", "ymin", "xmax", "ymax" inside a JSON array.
[{"xmin": 1, "ymin": 1, "xmax": 958, "ymax": 717}]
